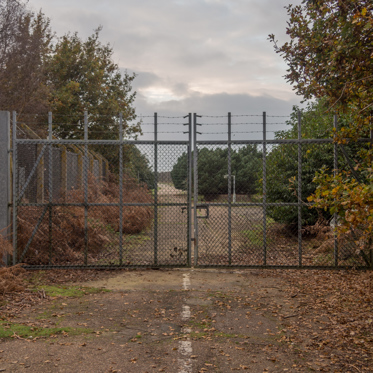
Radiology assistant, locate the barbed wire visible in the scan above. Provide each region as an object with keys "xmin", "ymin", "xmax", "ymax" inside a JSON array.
[
  {"xmin": 141, "ymin": 131, "xmax": 188, "ymax": 134},
  {"xmin": 198, "ymin": 130, "xmax": 281, "ymax": 135},
  {"xmin": 196, "ymin": 122, "xmax": 229, "ymax": 126},
  {"xmin": 156, "ymin": 116, "xmax": 186, "ymax": 119},
  {"xmin": 198, "ymin": 114, "xmax": 265, "ymax": 118},
  {"xmin": 232, "ymin": 123, "xmax": 263, "ymax": 125},
  {"xmin": 13, "ymin": 113, "xmax": 292, "ymax": 118},
  {"xmin": 198, "ymin": 115, "xmax": 227, "ymax": 118},
  {"xmin": 199, "ymin": 131, "xmax": 264, "ymax": 135},
  {"xmin": 231, "ymin": 114, "xmax": 263, "ymax": 117},
  {"xmin": 196, "ymin": 122, "xmax": 288, "ymax": 126}
]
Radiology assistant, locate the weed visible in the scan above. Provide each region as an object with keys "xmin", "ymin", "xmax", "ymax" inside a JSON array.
[
  {"xmin": 0, "ymin": 321, "xmax": 92, "ymax": 339},
  {"xmin": 208, "ymin": 291, "xmax": 229, "ymax": 299},
  {"xmin": 190, "ymin": 331, "xmax": 208, "ymax": 339},
  {"xmin": 240, "ymin": 218, "xmax": 275, "ymax": 248},
  {"xmin": 213, "ymin": 331, "xmax": 242, "ymax": 338},
  {"xmin": 189, "ymin": 320, "xmax": 212, "ymax": 329},
  {"xmin": 33, "ymin": 285, "xmax": 110, "ymax": 298}
]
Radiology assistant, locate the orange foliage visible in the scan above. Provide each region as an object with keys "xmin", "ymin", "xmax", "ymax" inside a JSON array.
[{"xmin": 16, "ymin": 172, "xmax": 153, "ymax": 265}]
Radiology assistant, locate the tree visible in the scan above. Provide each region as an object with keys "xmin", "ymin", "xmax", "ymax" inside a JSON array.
[
  {"xmin": 0, "ymin": 1, "xmax": 52, "ymax": 116},
  {"xmin": 269, "ymin": 1, "xmax": 373, "ymax": 250},
  {"xmin": 267, "ymin": 100, "xmax": 334, "ymax": 226},
  {"xmin": 233, "ymin": 145, "xmax": 262, "ymax": 196},
  {"xmin": 269, "ymin": 1, "xmax": 373, "ymax": 118},
  {"xmin": 171, "ymin": 146, "xmax": 261, "ymax": 199},
  {"xmin": 0, "ymin": 0, "xmax": 26, "ymax": 60},
  {"xmin": 171, "ymin": 151, "xmax": 188, "ymax": 191},
  {"xmin": 47, "ymin": 29, "xmax": 142, "ymax": 169},
  {"xmin": 48, "ymin": 28, "xmax": 140, "ymax": 141},
  {"xmin": 126, "ymin": 146, "xmax": 154, "ymax": 190},
  {"xmin": 266, "ymin": 100, "xmax": 366, "ymax": 227},
  {"xmin": 0, "ymin": 0, "xmax": 149, "ymax": 193}
]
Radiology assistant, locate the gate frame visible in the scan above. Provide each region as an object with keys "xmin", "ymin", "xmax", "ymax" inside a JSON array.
[
  {"xmin": 0, "ymin": 112, "xmax": 11, "ymax": 266},
  {"xmin": 5, "ymin": 110, "xmax": 373, "ymax": 269},
  {"xmin": 192, "ymin": 112, "xmax": 373, "ymax": 269},
  {"xmin": 11, "ymin": 111, "xmax": 192, "ymax": 269}
]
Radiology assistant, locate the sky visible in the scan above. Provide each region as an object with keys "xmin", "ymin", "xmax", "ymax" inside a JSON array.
[{"xmin": 29, "ymin": 0, "xmax": 304, "ymax": 141}]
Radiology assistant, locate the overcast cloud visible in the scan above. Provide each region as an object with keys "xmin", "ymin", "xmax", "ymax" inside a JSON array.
[{"xmin": 30, "ymin": 0, "xmax": 303, "ymax": 122}]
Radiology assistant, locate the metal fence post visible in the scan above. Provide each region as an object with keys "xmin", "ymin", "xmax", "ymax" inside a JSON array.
[
  {"xmin": 84, "ymin": 111, "xmax": 88, "ymax": 265},
  {"xmin": 333, "ymin": 114, "xmax": 339, "ymax": 267},
  {"xmin": 119, "ymin": 113, "xmax": 124, "ymax": 265},
  {"xmin": 12, "ymin": 112, "xmax": 17, "ymax": 264},
  {"xmin": 262, "ymin": 112, "xmax": 267, "ymax": 265},
  {"xmin": 0, "ymin": 112, "xmax": 11, "ymax": 265},
  {"xmin": 370, "ymin": 127, "xmax": 373, "ymax": 269},
  {"xmin": 227, "ymin": 112, "xmax": 232, "ymax": 265},
  {"xmin": 154, "ymin": 113, "xmax": 158, "ymax": 266},
  {"xmin": 371, "ymin": 127, "xmax": 373, "ymax": 269},
  {"xmin": 185, "ymin": 113, "xmax": 192, "ymax": 267},
  {"xmin": 298, "ymin": 111, "xmax": 302, "ymax": 267},
  {"xmin": 48, "ymin": 112, "xmax": 53, "ymax": 264},
  {"xmin": 193, "ymin": 113, "xmax": 200, "ymax": 266}
]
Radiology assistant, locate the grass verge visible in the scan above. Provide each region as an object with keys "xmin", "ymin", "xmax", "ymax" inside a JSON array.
[
  {"xmin": 33, "ymin": 285, "xmax": 110, "ymax": 298},
  {"xmin": 0, "ymin": 321, "xmax": 93, "ymax": 339}
]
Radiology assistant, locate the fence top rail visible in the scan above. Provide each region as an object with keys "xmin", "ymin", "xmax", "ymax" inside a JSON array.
[
  {"xmin": 196, "ymin": 138, "xmax": 371, "ymax": 145},
  {"xmin": 14, "ymin": 139, "xmax": 190, "ymax": 145}
]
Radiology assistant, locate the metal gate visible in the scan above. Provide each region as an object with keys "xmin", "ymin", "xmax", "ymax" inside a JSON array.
[
  {"xmin": 9, "ymin": 111, "xmax": 373, "ymax": 269},
  {"xmin": 192, "ymin": 113, "xmax": 371, "ymax": 269},
  {"xmin": 12, "ymin": 112, "xmax": 192, "ymax": 269}
]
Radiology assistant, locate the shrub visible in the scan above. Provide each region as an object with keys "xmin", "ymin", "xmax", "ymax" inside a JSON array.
[{"xmin": 17, "ymin": 172, "xmax": 153, "ymax": 264}]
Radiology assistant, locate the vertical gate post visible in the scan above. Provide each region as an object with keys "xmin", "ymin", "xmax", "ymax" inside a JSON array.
[
  {"xmin": 83, "ymin": 111, "xmax": 88, "ymax": 265},
  {"xmin": 193, "ymin": 113, "xmax": 199, "ymax": 266},
  {"xmin": 227, "ymin": 112, "xmax": 232, "ymax": 265},
  {"xmin": 262, "ymin": 112, "xmax": 267, "ymax": 265},
  {"xmin": 48, "ymin": 112, "xmax": 53, "ymax": 264},
  {"xmin": 154, "ymin": 113, "xmax": 158, "ymax": 266},
  {"xmin": 298, "ymin": 111, "xmax": 302, "ymax": 267},
  {"xmin": 371, "ymin": 127, "xmax": 373, "ymax": 269},
  {"xmin": 185, "ymin": 113, "xmax": 192, "ymax": 267},
  {"xmin": 12, "ymin": 112, "xmax": 17, "ymax": 264},
  {"xmin": 119, "ymin": 113, "xmax": 124, "ymax": 265},
  {"xmin": 0, "ymin": 112, "xmax": 11, "ymax": 265},
  {"xmin": 333, "ymin": 114, "xmax": 339, "ymax": 267}
]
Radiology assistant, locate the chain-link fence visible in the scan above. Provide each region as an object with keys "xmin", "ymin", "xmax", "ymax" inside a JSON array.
[
  {"xmin": 2, "ymin": 110, "xmax": 372, "ymax": 269},
  {"xmin": 11, "ymin": 112, "xmax": 192, "ymax": 268},
  {"xmin": 192, "ymin": 113, "xmax": 373, "ymax": 269}
]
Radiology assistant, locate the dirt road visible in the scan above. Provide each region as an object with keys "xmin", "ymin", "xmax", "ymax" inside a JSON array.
[{"xmin": 0, "ymin": 268, "xmax": 371, "ymax": 372}]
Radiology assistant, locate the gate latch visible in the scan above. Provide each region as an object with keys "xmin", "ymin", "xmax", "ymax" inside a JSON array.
[
  {"xmin": 181, "ymin": 204, "xmax": 210, "ymax": 219},
  {"xmin": 196, "ymin": 204, "xmax": 209, "ymax": 219}
]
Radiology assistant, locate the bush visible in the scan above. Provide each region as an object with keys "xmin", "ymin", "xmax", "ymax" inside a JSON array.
[
  {"xmin": 266, "ymin": 100, "xmax": 364, "ymax": 227},
  {"xmin": 17, "ymin": 172, "xmax": 153, "ymax": 265}
]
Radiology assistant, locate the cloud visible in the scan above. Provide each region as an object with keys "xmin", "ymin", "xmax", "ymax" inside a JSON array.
[
  {"xmin": 135, "ymin": 90, "xmax": 297, "ymax": 117},
  {"xmin": 131, "ymin": 89, "xmax": 300, "ymax": 145},
  {"xmin": 30, "ymin": 0, "xmax": 303, "ymax": 117},
  {"xmin": 126, "ymin": 70, "xmax": 161, "ymax": 89}
]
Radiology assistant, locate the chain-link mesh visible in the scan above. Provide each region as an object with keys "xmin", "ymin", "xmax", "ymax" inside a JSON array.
[
  {"xmin": 13, "ymin": 115, "xmax": 191, "ymax": 268},
  {"xmin": 11, "ymin": 112, "xmax": 372, "ymax": 269},
  {"xmin": 193, "ymin": 124, "xmax": 371, "ymax": 268}
]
